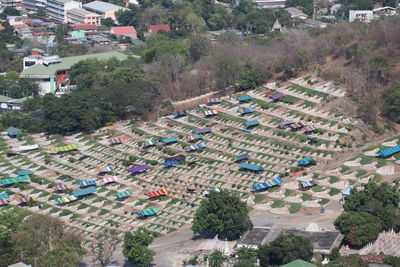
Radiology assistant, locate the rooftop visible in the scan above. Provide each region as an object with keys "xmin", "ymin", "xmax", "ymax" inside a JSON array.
[
  {"xmin": 71, "ymin": 24, "xmax": 98, "ymax": 31},
  {"xmin": 67, "ymin": 8, "xmax": 95, "ymax": 16},
  {"xmin": 21, "ymin": 51, "xmax": 128, "ymax": 77},
  {"xmin": 83, "ymin": 1, "xmax": 124, "ymax": 13},
  {"xmin": 238, "ymin": 227, "xmax": 270, "ymax": 246},
  {"xmin": 280, "ymin": 259, "xmax": 316, "ymax": 267},
  {"xmin": 279, "ymin": 228, "xmax": 343, "ymax": 253},
  {"xmin": 111, "ymin": 26, "xmax": 136, "ymax": 35}
]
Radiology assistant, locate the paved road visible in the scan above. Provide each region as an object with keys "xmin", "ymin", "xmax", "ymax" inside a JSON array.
[{"xmin": 99, "ymin": 200, "xmax": 343, "ymax": 267}]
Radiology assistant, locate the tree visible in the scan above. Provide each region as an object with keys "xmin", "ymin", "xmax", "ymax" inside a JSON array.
[
  {"xmin": 12, "ymin": 214, "xmax": 85, "ymax": 267},
  {"xmin": 214, "ymin": 57, "xmax": 241, "ymax": 90},
  {"xmin": 36, "ymin": 7, "xmax": 46, "ymax": 17},
  {"xmin": 123, "ymin": 228, "xmax": 155, "ymax": 267},
  {"xmin": 258, "ymin": 234, "xmax": 314, "ymax": 266},
  {"xmin": 55, "ymin": 24, "xmax": 73, "ymax": 43},
  {"xmin": 116, "ymin": 8, "xmax": 139, "ymax": 27},
  {"xmin": 101, "ymin": 18, "xmax": 115, "ymax": 28},
  {"xmin": 185, "ymin": 12, "xmax": 207, "ymax": 33},
  {"xmin": 188, "ymin": 35, "xmax": 210, "ymax": 63},
  {"xmin": 192, "ymin": 190, "xmax": 253, "ymax": 240},
  {"xmin": 384, "ymin": 256, "xmax": 400, "ymax": 267},
  {"xmin": 384, "ymin": 84, "xmax": 400, "ymax": 123},
  {"xmin": 325, "ymin": 254, "xmax": 368, "ymax": 267},
  {"xmin": 285, "ymin": 0, "xmax": 314, "ymax": 16},
  {"xmin": 334, "ymin": 212, "xmax": 382, "ymax": 247},
  {"xmin": 207, "ymin": 249, "xmax": 227, "ymax": 267},
  {"xmin": 234, "ymin": 247, "xmax": 257, "ymax": 267},
  {"xmin": 2, "ymin": 7, "xmax": 21, "ymax": 16},
  {"xmin": 237, "ymin": 68, "xmax": 264, "ymax": 91},
  {"xmin": 90, "ymin": 229, "xmax": 119, "ymax": 267},
  {"xmin": 0, "ymin": 209, "xmax": 30, "ymax": 266},
  {"xmin": 343, "ymin": 182, "xmax": 400, "ymax": 230}
]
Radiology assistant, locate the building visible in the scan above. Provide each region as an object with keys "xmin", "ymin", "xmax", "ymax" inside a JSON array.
[
  {"xmin": 71, "ymin": 23, "xmax": 98, "ymax": 31},
  {"xmin": 272, "ymin": 19, "xmax": 282, "ymax": 31},
  {"xmin": 148, "ymin": 24, "xmax": 171, "ymax": 34},
  {"xmin": 373, "ymin": 6, "xmax": 396, "ymax": 16},
  {"xmin": 67, "ymin": 8, "xmax": 102, "ymax": 25},
  {"xmin": 0, "ymin": 0, "xmax": 23, "ymax": 11},
  {"xmin": 110, "ymin": 26, "xmax": 137, "ymax": 39},
  {"xmin": 46, "ymin": 0, "xmax": 82, "ymax": 22},
  {"xmin": 237, "ymin": 227, "xmax": 270, "ymax": 249},
  {"xmin": 284, "ymin": 7, "xmax": 308, "ymax": 19},
  {"xmin": 349, "ymin": 10, "xmax": 374, "ymax": 22},
  {"xmin": 83, "ymin": 1, "xmax": 127, "ymax": 21},
  {"xmin": 253, "ymin": 0, "xmax": 286, "ymax": 9},
  {"xmin": 23, "ymin": 0, "xmax": 46, "ymax": 12},
  {"xmin": 20, "ymin": 51, "xmax": 128, "ymax": 95}
]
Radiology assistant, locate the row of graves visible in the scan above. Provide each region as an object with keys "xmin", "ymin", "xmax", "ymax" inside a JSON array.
[{"xmin": 0, "ymin": 80, "xmax": 363, "ymax": 235}]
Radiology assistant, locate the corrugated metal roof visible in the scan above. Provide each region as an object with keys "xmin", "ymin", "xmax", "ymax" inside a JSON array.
[
  {"xmin": 21, "ymin": 51, "xmax": 129, "ymax": 77},
  {"xmin": 83, "ymin": 1, "xmax": 125, "ymax": 13}
]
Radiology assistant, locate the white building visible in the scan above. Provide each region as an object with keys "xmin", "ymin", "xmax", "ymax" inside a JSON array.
[
  {"xmin": 253, "ymin": 0, "xmax": 286, "ymax": 9},
  {"xmin": 349, "ymin": 10, "xmax": 374, "ymax": 22},
  {"xmin": 0, "ymin": 0, "xmax": 23, "ymax": 11},
  {"xmin": 23, "ymin": 0, "xmax": 46, "ymax": 12},
  {"xmin": 46, "ymin": 0, "xmax": 82, "ymax": 22},
  {"xmin": 20, "ymin": 51, "xmax": 128, "ymax": 95},
  {"xmin": 66, "ymin": 8, "xmax": 102, "ymax": 25}
]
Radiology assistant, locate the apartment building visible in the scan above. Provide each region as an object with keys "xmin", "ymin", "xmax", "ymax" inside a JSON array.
[
  {"xmin": 0, "ymin": 0, "xmax": 23, "ymax": 10},
  {"xmin": 349, "ymin": 10, "xmax": 374, "ymax": 22},
  {"xmin": 46, "ymin": 0, "xmax": 82, "ymax": 22},
  {"xmin": 23, "ymin": 0, "xmax": 45, "ymax": 11},
  {"xmin": 67, "ymin": 8, "xmax": 102, "ymax": 25}
]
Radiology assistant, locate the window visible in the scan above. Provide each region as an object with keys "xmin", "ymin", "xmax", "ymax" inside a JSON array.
[{"xmin": 25, "ymin": 61, "xmax": 36, "ymax": 67}]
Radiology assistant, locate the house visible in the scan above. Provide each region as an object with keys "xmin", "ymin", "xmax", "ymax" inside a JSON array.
[
  {"xmin": 71, "ymin": 23, "xmax": 98, "ymax": 31},
  {"xmin": 7, "ymin": 262, "xmax": 32, "ymax": 267},
  {"xmin": 83, "ymin": 1, "xmax": 127, "ymax": 21},
  {"xmin": 86, "ymin": 33, "xmax": 111, "ymax": 45},
  {"xmin": 46, "ymin": 0, "xmax": 82, "ymax": 22},
  {"xmin": 252, "ymin": 0, "xmax": 286, "ymax": 9},
  {"xmin": 110, "ymin": 26, "xmax": 137, "ymax": 39},
  {"xmin": 67, "ymin": 8, "xmax": 102, "ymax": 25},
  {"xmin": 20, "ymin": 51, "xmax": 128, "ymax": 95},
  {"xmin": 284, "ymin": 7, "xmax": 308, "ymax": 19},
  {"xmin": 373, "ymin": 6, "xmax": 396, "ymax": 16},
  {"xmin": 149, "ymin": 24, "xmax": 171, "ymax": 34},
  {"xmin": 349, "ymin": 10, "xmax": 374, "ymax": 23}
]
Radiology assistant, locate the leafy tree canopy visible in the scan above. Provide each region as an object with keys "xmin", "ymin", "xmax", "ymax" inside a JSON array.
[
  {"xmin": 334, "ymin": 211, "xmax": 382, "ymax": 247},
  {"xmin": 325, "ymin": 254, "xmax": 368, "ymax": 267},
  {"xmin": 258, "ymin": 234, "xmax": 314, "ymax": 266},
  {"xmin": 123, "ymin": 228, "xmax": 155, "ymax": 267},
  {"xmin": 343, "ymin": 182, "xmax": 400, "ymax": 230},
  {"xmin": 12, "ymin": 213, "xmax": 85, "ymax": 267},
  {"xmin": 192, "ymin": 190, "xmax": 253, "ymax": 240}
]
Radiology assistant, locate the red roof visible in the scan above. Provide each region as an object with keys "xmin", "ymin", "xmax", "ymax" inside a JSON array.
[
  {"xmin": 360, "ymin": 255, "xmax": 385, "ymax": 264},
  {"xmin": 13, "ymin": 24, "xmax": 29, "ymax": 29},
  {"xmin": 149, "ymin": 24, "xmax": 171, "ymax": 34},
  {"xmin": 111, "ymin": 26, "xmax": 136, "ymax": 35},
  {"xmin": 0, "ymin": 25, "xmax": 4, "ymax": 31},
  {"xmin": 71, "ymin": 24, "xmax": 97, "ymax": 31},
  {"xmin": 15, "ymin": 3, "xmax": 24, "ymax": 7}
]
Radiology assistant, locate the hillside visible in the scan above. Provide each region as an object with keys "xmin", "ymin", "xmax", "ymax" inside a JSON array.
[{"xmin": 157, "ymin": 17, "xmax": 400, "ymax": 128}]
